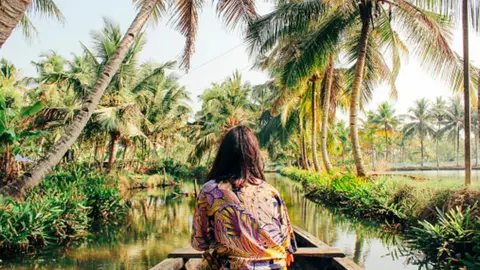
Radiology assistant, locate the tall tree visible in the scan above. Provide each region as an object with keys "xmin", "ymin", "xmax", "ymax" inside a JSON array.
[
  {"xmin": 247, "ymin": 0, "xmax": 469, "ymax": 177},
  {"xmin": 462, "ymin": 0, "xmax": 471, "ymax": 185},
  {"xmin": 310, "ymin": 75, "xmax": 321, "ymax": 172},
  {"xmin": 431, "ymin": 97, "xmax": 447, "ymax": 167},
  {"xmin": 440, "ymin": 97, "xmax": 464, "ymax": 167},
  {"xmin": 403, "ymin": 99, "xmax": 435, "ymax": 167},
  {"xmin": 372, "ymin": 103, "xmax": 400, "ymax": 163},
  {"xmin": 413, "ymin": 0, "xmax": 480, "ymax": 184},
  {"xmin": 320, "ymin": 59, "xmax": 334, "ymax": 172}
]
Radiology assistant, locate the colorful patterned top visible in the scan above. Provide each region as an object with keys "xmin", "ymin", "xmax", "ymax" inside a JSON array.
[{"xmin": 191, "ymin": 179, "xmax": 297, "ymax": 270}]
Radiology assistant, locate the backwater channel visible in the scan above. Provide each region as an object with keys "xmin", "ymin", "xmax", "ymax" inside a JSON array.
[{"xmin": 1, "ymin": 174, "xmax": 430, "ymax": 269}]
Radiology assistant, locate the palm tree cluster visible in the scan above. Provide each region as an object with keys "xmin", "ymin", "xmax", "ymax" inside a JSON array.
[
  {"xmin": 360, "ymin": 97, "xmax": 479, "ymax": 169},
  {"xmin": 0, "ymin": 19, "xmax": 192, "ymax": 182},
  {"xmin": 0, "ymin": 0, "xmax": 479, "ymax": 196},
  {"xmin": 246, "ymin": 0, "xmax": 480, "ymax": 177}
]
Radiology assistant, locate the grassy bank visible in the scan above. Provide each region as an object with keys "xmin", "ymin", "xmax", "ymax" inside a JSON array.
[
  {"xmin": 280, "ymin": 167, "xmax": 480, "ymax": 267},
  {"xmin": 0, "ymin": 166, "xmax": 127, "ymax": 253}
]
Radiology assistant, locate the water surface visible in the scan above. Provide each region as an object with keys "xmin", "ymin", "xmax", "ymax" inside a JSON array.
[{"xmin": 0, "ymin": 174, "xmax": 421, "ymax": 269}]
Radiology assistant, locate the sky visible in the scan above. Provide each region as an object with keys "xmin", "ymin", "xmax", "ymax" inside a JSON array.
[{"xmin": 1, "ymin": 0, "xmax": 479, "ymax": 117}]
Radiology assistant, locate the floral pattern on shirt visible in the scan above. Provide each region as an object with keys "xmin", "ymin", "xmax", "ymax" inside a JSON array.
[{"xmin": 191, "ymin": 180, "xmax": 296, "ymax": 270}]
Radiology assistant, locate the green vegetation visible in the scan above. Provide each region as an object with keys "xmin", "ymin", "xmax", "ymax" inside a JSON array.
[
  {"xmin": 281, "ymin": 166, "xmax": 480, "ymax": 267},
  {"xmin": 0, "ymin": 165, "xmax": 126, "ymax": 253}
]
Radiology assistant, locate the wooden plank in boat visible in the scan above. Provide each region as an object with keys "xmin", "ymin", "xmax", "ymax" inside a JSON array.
[
  {"xmin": 167, "ymin": 247, "xmax": 344, "ymax": 260},
  {"xmin": 185, "ymin": 258, "xmax": 203, "ymax": 270},
  {"xmin": 168, "ymin": 248, "xmax": 203, "ymax": 259},
  {"xmin": 150, "ymin": 258, "xmax": 183, "ymax": 270},
  {"xmin": 295, "ymin": 247, "xmax": 345, "ymax": 258},
  {"xmin": 332, "ymin": 257, "xmax": 364, "ymax": 270}
]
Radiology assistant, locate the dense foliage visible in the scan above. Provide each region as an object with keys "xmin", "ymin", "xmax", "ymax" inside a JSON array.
[
  {"xmin": 0, "ymin": 165, "xmax": 126, "ymax": 252},
  {"xmin": 281, "ymin": 166, "xmax": 480, "ymax": 267}
]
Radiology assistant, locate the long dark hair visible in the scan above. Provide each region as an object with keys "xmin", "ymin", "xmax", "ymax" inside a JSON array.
[{"xmin": 207, "ymin": 125, "xmax": 265, "ymax": 187}]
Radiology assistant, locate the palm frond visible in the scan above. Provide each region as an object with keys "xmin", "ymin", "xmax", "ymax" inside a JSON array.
[
  {"xmin": 29, "ymin": 0, "xmax": 65, "ymax": 22},
  {"xmin": 17, "ymin": 15, "xmax": 38, "ymax": 41},
  {"xmin": 133, "ymin": 0, "xmax": 166, "ymax": 25},
  {"xmin": 246, "ymin": 0, "xmax": 333, "ymax": 55},
  {"xmin": 170, "ymin": 0, "xmax": 203, "ymax": 70}
]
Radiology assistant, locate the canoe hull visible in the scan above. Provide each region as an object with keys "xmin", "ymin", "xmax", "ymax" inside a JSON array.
[{"xmin": 152, "ymin": 225, "xmax": 362, "ymax": 270}]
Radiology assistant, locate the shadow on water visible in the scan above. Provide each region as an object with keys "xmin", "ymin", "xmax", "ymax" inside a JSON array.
[{"xmin": 0, "ymin": 174, "xmax": 432, "ymax": 269}]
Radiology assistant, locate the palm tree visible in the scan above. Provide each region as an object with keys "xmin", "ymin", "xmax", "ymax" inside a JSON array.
[
  {"xmin": 413, "ymin": 0, "xmax": 480, "ymax": 185},
  {"xmin": 320, "ymin": 59, "xmax": 335, "ymax": 172},
  {"xmin": 310, "ymin": 74, "xmax": 321, "ymax": 172},
  {"xmin": 431, "ymin": 97, "xmax": 447, "ymax": 167},
  {"xmin": 247, "ymin": 0, "xmax": 469, "ymax": 176},
  {"xmin": 189, "ymin": 71, "xmax": 254, "ymax": 164},
  {"xmin": 333, "ymin": 120, "xmax": 350, "ymax": 166},
  {"xmin": 439, "ymin": 97, "xmax": 464, "ymax": 167},
  {"xmin": 403, "ymin": 99, "xmax": 436, "ymax": 167},
  {"xmin": 372, "ymin": 103, "xmax": 400, "ymax": 163},
  {"xmin": 0, "ymin": 0, "xmax": 160, "ymax": 197},
  {"xmin": 360, "ymin": 111, "xmax": 378, "ymax": 168},
  {"xmin": 0, "ymin": 0, "xmax": 64, "ymax": 48}
]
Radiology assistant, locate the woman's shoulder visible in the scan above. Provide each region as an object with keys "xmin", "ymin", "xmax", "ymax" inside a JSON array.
[
  {"xmin": 258, "ymin": 181, "xmax": 281, "ymax": 196},
  {"xmin": 200, "ymin": 180, "xmax": 218, "ymax": 192}
]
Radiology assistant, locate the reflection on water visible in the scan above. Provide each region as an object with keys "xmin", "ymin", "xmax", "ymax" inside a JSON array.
[{"xmin": 1, "ymin": 174, "xmax": 420, "ymax": 270}]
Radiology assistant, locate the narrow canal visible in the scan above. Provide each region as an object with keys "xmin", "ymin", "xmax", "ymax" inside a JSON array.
[{"xmin": 0, "ymin": 174, "xmax": 423, "ymax": 269}]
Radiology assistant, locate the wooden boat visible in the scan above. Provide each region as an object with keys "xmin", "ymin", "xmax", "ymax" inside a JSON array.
[{"xmin": 151, "ymin": 225, "xmax": 362, "ymax": 270}]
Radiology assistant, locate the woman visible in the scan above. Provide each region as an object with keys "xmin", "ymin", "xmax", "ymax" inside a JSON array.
[{"xmin": 191, "ymin": 126, "xmax": 297, "ymax": 270}]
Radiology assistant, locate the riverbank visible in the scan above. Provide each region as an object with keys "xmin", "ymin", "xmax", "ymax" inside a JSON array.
[
  {"xmin": 0, "ymin": 166, "xmax": 127, "ymax": 253},
  {"xmin": 280, "ymin": 167, "xmax": 480, "ymax": 267},
  {"xmin": 389, "ymin": 166, "xmax": 480, "ymax": 171}
]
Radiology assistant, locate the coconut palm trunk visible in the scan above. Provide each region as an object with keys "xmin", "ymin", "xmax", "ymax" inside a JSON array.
[
  {"xmin": 321, "ymin": 60, "xmax": 334, "ymax": 173},
  {"xmin": 311, "ymin": 75, "xmax": 321, "ymax": 172},
  {"xmin": 436, "ymin": 137, "xmax": 440, "ymax": 168},
  {"xmin": 463, "ymin": 0, "xmax": 472, "ymax": 185},
  {"xmin": 384, "ymin": 124, "xmax": 389, "ymax": 162},
  {"xmin": 108, "ymin": 131, "xmax": 120, "ymax": 169},
  {"xmin": 420, "ymin": 133, "xmax": 425, "ymax": 167},
  {"xmin": 0, "ymin": 0, "xmax": 158, "ymax": 198},
  {"xmin": 0, "ymin": 0, "xmax": 32, "ymax": 48},
  {"xmin": 300, "ymin": 136, "xmax": 308, "ymax": 169},
  {"xmin": 349, "ymin": 16, "xmax": 370, "ymax": 177},
  {"xmin": 457, "ymin": 126, "xmax": 460, "ymax": 167}
]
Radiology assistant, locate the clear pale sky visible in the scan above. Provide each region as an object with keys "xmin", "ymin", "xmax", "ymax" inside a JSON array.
[{"xmin": 0, "ymin": 0, "xmax": 479, "ymax": 116}]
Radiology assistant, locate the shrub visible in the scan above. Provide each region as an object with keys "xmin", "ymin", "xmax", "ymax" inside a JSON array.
[
  {"xmin": 410, "ymin": 205, "xmax": 480, "ymax": 267},
  {"xmin": 0, "ymin": 165, "xmax": 126, "ymax": 252}
]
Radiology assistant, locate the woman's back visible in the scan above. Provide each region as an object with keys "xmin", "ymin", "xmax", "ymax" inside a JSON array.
[
  {"xmin": 192, "ymin": 179, "xmax": 296, "ymax": 270},
  {"xmin": 190, "ymin": 126, "xmax": 296, "ymax": 269}
]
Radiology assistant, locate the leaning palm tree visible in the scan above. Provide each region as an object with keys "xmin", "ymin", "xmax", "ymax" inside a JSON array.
[
  {"xmin": 372, "ymin": 103, "xmax": 400, "ymax": 163},
  {"xmin": 403, "ymin": 99, "xmax": 436, "ymax": 167},
  {"xmin": 0, "ymin": 1, "xmax": 160, "ymax": 197},
  {"xmin": 247, "ymin": 0, "xmax": 476, "ymax": 177},
  {"xmin": 1, "ymin": 0, "xmax": 259, "ymax": 197}
]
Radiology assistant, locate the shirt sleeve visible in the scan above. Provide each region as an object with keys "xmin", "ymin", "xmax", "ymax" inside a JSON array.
[
  {"xmin": 191, "ymin": 190, "xmax": 212, "ymax": 251},
  {"xmin": 276, "ymin": 192, "xmax": 297, "ymax": 254}
]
